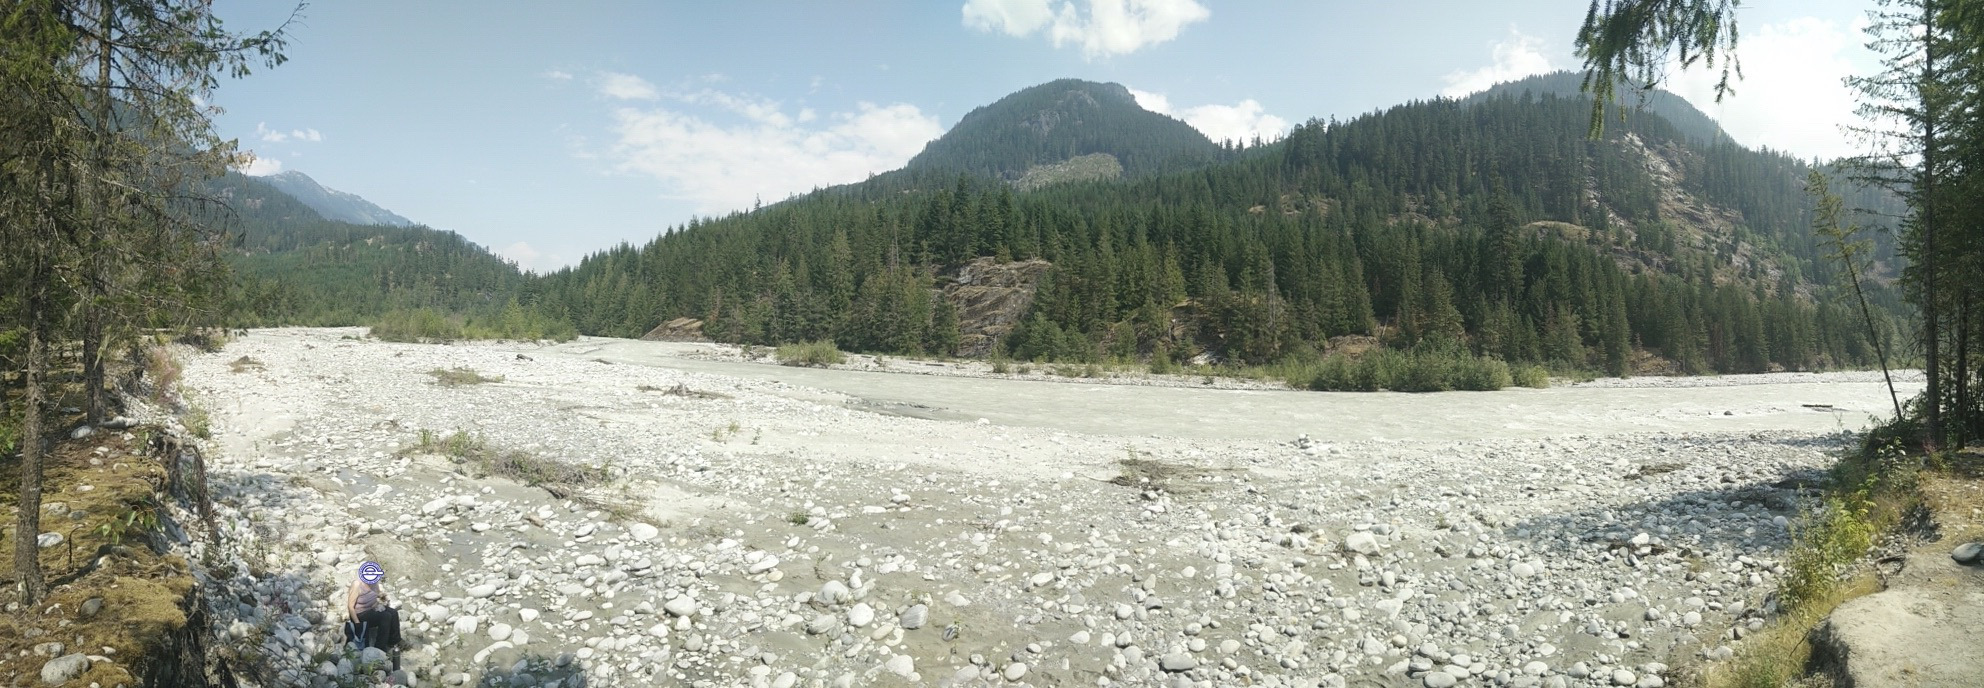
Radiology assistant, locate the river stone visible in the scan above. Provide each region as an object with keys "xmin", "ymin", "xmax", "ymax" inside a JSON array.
[
  {"xmin": 884, "ymin": 654, "xmax": 915, "ymax": 678},
  {"xmin": 820, "ymin": 580, "xmax": 850, "ymax": 605},
  {"xmin": 1004, "ymin": 662, "xmax": 1028, "ymax": 681},
  {"xmin": 36, "ymin": 533, "xmax": 62, "ymax": 549},
  {"xmin": 1612, "ymin": 669, "xmax": 1637, "ymax": 685},
  {"xmin": 41, "ymin": 654, "xmax": 89, "ymax": 685},
  {"xmin": 488, "ymin": 623, "xmax": 512, "ymax": 642},
  {"xmin": 663, "ymin": 596, "xmax": 697, "ymax": 617},
  {"xmin": 899, "ymin": 604, "xmax": 929, "ymax": 630},
  {"xmin": 749, "ymin": 555, "xmax": 781, "ymax": 574},
  {"xmin": 1423, "ymin": 672, "xmax": 1458, "ymax": 688},
  {"xmin": 847, "ymin": 602, "xmax": 874, "ymax": 628},
  {"xmin": 1160, "ymin": 653, "xmax": 1198, "ymax": 672},
  {"xmin": 359, "ymin": 647, "xmax": 389, "ymax": 665},
  {"xmin": 1345, "ymin": 531, "xmax": 1380, "ymax": 555},
  {"xmin": 1952, "ymin": 542, "xmax": 1983, "ymax": 565},
  {"xmin": 628, "ymin": 522, "xmax": 659, "ymax": 541},
  {"xmin": 466, "ymin": 584, "xmax": 497, "ymax": 599},
  {"xmin": 79, "ymin": 597, "xmax": 102, "ymax": 619}
]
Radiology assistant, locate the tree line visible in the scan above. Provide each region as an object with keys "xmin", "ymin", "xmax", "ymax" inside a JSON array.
[{"xmin": 534, "ymin": 90, "xmax": 1908, "ymax": 380}]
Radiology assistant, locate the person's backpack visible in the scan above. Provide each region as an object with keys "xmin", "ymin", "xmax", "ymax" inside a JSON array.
[{"xmin": 342, "ymin": 618, "xmax": 370, "ymax": 649}]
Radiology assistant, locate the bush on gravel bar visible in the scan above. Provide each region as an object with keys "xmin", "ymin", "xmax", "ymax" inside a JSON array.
[{"xmin": 777, "ymin": 340, "xmax": 845, "ymax": 367}]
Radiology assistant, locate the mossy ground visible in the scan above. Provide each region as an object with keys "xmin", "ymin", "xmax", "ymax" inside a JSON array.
[{"xmin": 0, "ymin": 431, "xmax": 198, "ymax": 687}]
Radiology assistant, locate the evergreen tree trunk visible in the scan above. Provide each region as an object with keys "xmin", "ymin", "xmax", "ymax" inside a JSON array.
[
  {"xmin": 13, "ymin": 280, "xmax": 49, "ymax": 606},
  {"xmin": 1959, "ymin": 290, "xmax": 1972, "ymax": 447},
  {"xmin": 81, "ymin": 0, "xmax": 114, "ymax": 424},
  {"xmin": 1921, "ymin": 0, "xmax": 1942, "ymax": 450}
]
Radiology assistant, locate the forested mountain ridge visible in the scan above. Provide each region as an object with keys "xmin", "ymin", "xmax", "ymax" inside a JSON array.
[
  {"xmin": 258, "ymin": 169, "xmax": 415, "ymax": 227},
  {"xmin": 205, "ymin": 172, "xmax": 543, "ymax": 327},
  {"xmin": 533, "ymin": 77, "xmax": 1908, "ymax": 379},
  {"xmin": 1469, "ymin": 71, "xmax": 1734, "ymax": 147},
  {"xmin": 902, "ymin": 79, "xmax": 1221, "ymax": 183}
]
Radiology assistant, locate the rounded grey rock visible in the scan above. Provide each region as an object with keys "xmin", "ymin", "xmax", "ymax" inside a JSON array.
[
  {"xmin": 899, "ymin": 604, "xmax": 929, "ymax": 630},
  {"xmin": 41, "ymin": 654, "xmax": 89, "ymax": 685},
  {"xmin": 1952, "ymin": 542, "xmax": 1983, "ymax": 565},
  {"xmin": 1159, "ymin": 653, "xmax": 1198, "ymax": 672}
]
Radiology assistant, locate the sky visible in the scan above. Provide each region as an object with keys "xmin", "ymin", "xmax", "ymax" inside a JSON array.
[{"xmin": 210, "ymin": 0, "xmax": 1883, "ymax": 273}]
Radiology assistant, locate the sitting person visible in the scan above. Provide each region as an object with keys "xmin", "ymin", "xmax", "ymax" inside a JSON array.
[{"xmin": 345, "ymin": 561, "xmax": 402, "ymax": 658}]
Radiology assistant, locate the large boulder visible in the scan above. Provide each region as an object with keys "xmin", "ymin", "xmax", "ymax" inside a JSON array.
[{"xmin": 1810, "ymin": 561, "xmax": 1984, "ymax": 687}]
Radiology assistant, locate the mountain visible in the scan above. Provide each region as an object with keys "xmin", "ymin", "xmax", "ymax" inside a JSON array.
[
  {"xmin": 257, "ymin": 170, "xmax": 415, "ymax": 227},
  {"xmin": 903, "ymin": 79, "xmax": 1219, "ymax": 183},
  {"xmin": 199, "ymin": 172, "xmax": 542, "ymax": 329},
  {"xmin": 1466, "ymin": 71, "xmax": 1734, "ymax": 147},
  {"xmin": 531, "ymin": 76, "xmax": 1906, "ymax": 379}
]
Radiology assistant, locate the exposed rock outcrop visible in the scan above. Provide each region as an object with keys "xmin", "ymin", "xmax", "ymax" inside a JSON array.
[
  {"xmin": 1809, "ymin": 546, "xmax": 1984, "ymax": 686},
  {"xmin": 942, "ymin": 258, "xmax": 1051, "ymax": 357},
  {"xmin": 641, "ymin": 317, "xmax": 707, "ymax": 342}
]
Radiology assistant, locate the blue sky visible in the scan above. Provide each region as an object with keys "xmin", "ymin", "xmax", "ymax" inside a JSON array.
[{"xmin": 211, "ymin": 0, "xmax": 1879, "ymax": 272}]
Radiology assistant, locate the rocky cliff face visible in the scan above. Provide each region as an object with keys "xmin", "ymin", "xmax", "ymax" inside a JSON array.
[
  {"xmin": 942, "ymin": 258, "xmax": 1051, "ymax": 357},
  {"xmin": 641, "ymin": 317, "xmax": 708, "ymax": 342}
]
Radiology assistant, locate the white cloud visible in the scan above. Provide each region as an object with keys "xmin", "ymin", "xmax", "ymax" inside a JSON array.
[
  {"xmin": 1442, "ymin": 27, "xmax": 1558, "ymax": 98},
  {"xmin": 963, "ymin": 0, "xmax": 1209, "ymax": 58},
  {"xmin": 1127, "ymin": 88, "xmax": 1171, "ymax": 114},
  {"xmin": 236, "ymin": 151, "xmax": 282, "ymax": 176},
  {"xmin": 597, "ymin": 72, "xmax": 659, "ymax": 100},
  {"xmin": 499, "ymin": 241, "xmax": 563, "ymax": 273},
  {"xmin": 544, "ymin": 69, "xmax": 574, "ymax": 81},
  {"xmin": 603, "ymin": 86, "xmax": 943, "ymax": 214},
  {"xmin": 255, "ymin": 122, "xmax": 322, "ymax": 143},
  {"xmin": 963, "ymin": 0, "xmax": 1057, "ymax": 36},
  {"xmin": 1662, "ymin": 17, "xmax": 1867, "ymax": 160},
  {"xmin": 1131, "ymin": 87, "xmax": 1289, "ymax": 144}
]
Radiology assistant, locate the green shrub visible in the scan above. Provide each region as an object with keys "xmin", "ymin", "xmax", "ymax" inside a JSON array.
[
  {"xmin": 776, "ymin": 340, "xmax": 845, "ymax": 367},
  {"xmin": 1148, "ymin": 343, "xmax": 1179, "ymax": 375},
  {"xmin": 428, "ymin": 367, "xmax": 503, "ymax": 386},
  {"xmin": 370, "ymin": 308, "xmax": 465, "ymax": 342},
  {"xmin": 1511, "ymin": 365, "xmax": 1551, "ymax": 388},
  {"xmin": 1301, "ymin": 347, "xmax": 1516, "ymax": 392},
  {"xmin": 1452, "ymin": 357, "xmax": 1513, "ymax": 391},
  {"xmin": 372, "ymin": 307, "xmax": 577, "ymax": 343},
  {"xmin": 1779, "ymin": 493, "xmax": 1877, "ymax": 611}
]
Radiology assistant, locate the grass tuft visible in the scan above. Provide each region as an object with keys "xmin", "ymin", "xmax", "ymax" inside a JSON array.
[
  {"xmin": 638, "ymin": 383, "xmax": 731, "ymax": 400},
  {"xmin": 427, "ymin": 367, "xmax": 503, "ymax": 387},
  {"xmin": 776, "ymin": 340, "xmax": 845, "ymax": 367}
]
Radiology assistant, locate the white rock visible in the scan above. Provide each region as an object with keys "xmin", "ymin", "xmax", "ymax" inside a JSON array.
[
  {"xmin": 466, "ymin": 584, "xmax": 498, "ymax": 598},
  {"xmin": 749, "ymin": 555, "xmax": 781, "ymax": 574},
  {"xmin": 884, "ymin": 654, "xmax": 915, "ymax": 678},
  {"xmin": 1345, "ymin": 531, "xmax": 1381, "ymax": 555},
  {"xmin": 899, "ymin": 604, "xmax": 929, "ymax": 630},
  {"xmin": 628, "ymin": 522, "xmax": 659, "ymax": 541},
  {"xmin": 664, "ymin": 596, "xmax": 698, "ymax": 617},
  {"xmin": 488, "ymin": 623, "xmax": 512, "ymax": 642},
  {"xmin": 848, "ymin": 603, "xmax": 875, "ymax": 628}
]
